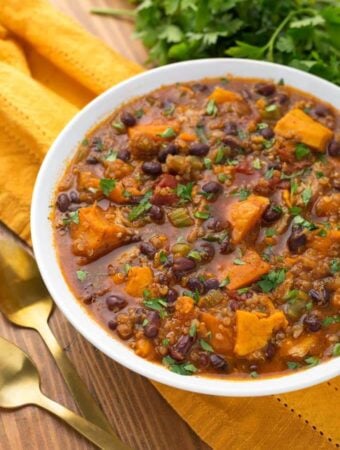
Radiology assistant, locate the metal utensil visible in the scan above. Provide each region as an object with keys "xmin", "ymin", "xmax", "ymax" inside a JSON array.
[
  {"xmin": 0, "ymin": 228, "xmax": 125, "ymax": 446},
  {"xmin": 0, "ymin": 336, "xmax": 128, "ymax": 450}
]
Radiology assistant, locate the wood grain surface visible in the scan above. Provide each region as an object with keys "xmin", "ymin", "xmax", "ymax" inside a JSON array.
[{"xmin": 0, "ymin": 2, "xmax": 209, "ymax": 449}]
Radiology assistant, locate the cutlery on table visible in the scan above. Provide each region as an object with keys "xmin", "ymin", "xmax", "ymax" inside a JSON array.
[
  {"xmin": 0, "ymin": 336, "xmax": 129, "ymax": 450},
  {"xmin": 0, "ymin": 228, "xmax": 129, "ymax": 448}
]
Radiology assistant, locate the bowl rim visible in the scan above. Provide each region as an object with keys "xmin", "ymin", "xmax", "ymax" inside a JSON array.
[{"xmin": 31, "ymin": 58, "xmax": 340, "ymax": 397}]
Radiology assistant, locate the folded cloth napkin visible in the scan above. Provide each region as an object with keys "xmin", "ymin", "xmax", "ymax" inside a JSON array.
[{"xmin": 0, "ymin": 1, "xmax": 338, "ymax": 449}]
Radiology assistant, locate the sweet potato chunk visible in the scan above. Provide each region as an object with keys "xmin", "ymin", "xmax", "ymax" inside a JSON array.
[
  {"xmin": 135, "ymin": 338, "xmax": 155, "ymax": 359},
  {"xmin": 209, "ymin": 87, "xmax": 243, "ymax": 104},
  {"xmin": 308, "ymin": 229, "xmax": 340, "ymax": 254},
  {"xmin": 125, "ymin": 266, "xmax": 153, "ymax": 297},
  {"xmin": 70, "ymin": 205, "xmax": 133, "ymax": 261},
  {"xmin": 274, "ymin": 108, "xmax": 333, "ymax": 152},
  {"xmin": 103, "ymin": 159, "xmax": 133, "ymax": 180},
  {"xmin": 227, "ymin": 195, "xmax": 269, "ymax": 243},
  {"xmin": 223, "ymin": 249, "xmax": 270, "ymax": 290},
  {"xmin": 77, "ymin": 171, "xmax": 100, "ymax": 192},
  {"xmin": 175, "ymin": 296, "xmax": 195, "ymax": 315},
  {"xmin": 200, "ymin": 312, "xmax": 234, "ymax": 355},
  {"xmin": 235, "ymin": 310, "xmax": 288, "ymax": 356},
  {"xmin": 279, "ymin": 335, "xmax": 318, "ymax": 360},
  {"xmin": 315, "ymin": 194, "xmax": 340, "ymax": 217},
  {"xmin": 128, "ymin": 123, "xmax": 179, "ymax": 160}
]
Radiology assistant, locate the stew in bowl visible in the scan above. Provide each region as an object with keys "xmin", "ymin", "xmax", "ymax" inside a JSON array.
[{"xmin": 52, "ymin": 74, "xmax": 339, "ymax": 380}]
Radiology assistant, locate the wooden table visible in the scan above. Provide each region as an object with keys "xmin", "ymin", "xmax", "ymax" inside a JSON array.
[{"xmin": 0, "ymin": 2, "xmax": 209, "ymax": 449}]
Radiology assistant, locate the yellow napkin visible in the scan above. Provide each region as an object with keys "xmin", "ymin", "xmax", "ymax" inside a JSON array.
[{"xmin": 0, "ymin": 1, "xmax": 338, "ymax": 448}]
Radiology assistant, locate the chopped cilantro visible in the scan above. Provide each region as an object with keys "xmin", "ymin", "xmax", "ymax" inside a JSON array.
[
  {"xmin": 134, "ymin": 108, "xmax": 144, "ymax": 118},
  {"xmin": 317, "ymin": 228, "xmax": 328, "ymax": 237},
  {"xmin": 252, "ymin": 158, "xmax": 262, "ymax": 169},
  {"xmin": 163, "ymin": 104, "xmax": 175, "ymax": 117},
  {"xmin": 265, "ymin": 228, "xmax": 277, "ymax": 237},
  {"xmin": 195, "ymin": 124, "xmax": 208, "ymax": 144},
  {"xmin": 233, "ymin": 258, "xmax": 245, "ymax": 265},
  {"xmin": 204, "ymin": 158, "xmax": 212, "ymax": 170},
  {"xmin": 162, "ymin": 356, "xmax": 197, "ymax": 376},
  {"xmin": 295, "ymin": 143, "xmax": 310, "ymax": 160},
  {"xmin": 233, "ymin": 187, "xmax": 251, "ymax": 201},
  {"xmin": 315, "ymin": 171, "xmax": 324, "ymax": 179},
  {"xmin": 301, "ymin": 186, "xmax": 312, "ymax": 205},
  {"xmin": 238, "ymin": 129, "xmax": 248, "ymax": 140},
  {"xmin": 237, "ymin": 287, "xmax": 250, "ymax": 295},
  {"xmin": 188, "ymin": 250, "xmax": 202, "ymax": 261},
  {"xmin": 258, "ymin": 269, "xmax": 286, "ymax": 293},
  {"xmin": 194, "ymin": 210, "xmax": 210, "ymax": 220},
  {"xmin": 159, "ymin": 250, "xmax": 168, "ymax": 264},
  {"xmin": 219, "ymin": 276, "xmax": 230, "ymax": 288},
  {"xmin": 263, "ymin": 138, "xmax": 275, "ymax": 149},
  {"xmin": 293, "ymin": 215, "xmax": 317, "ymax": 231},
  {"xmin": 62, "ymin": 210, "xmax": 79, "ymax": 226},
  {"xmin": 143, "ymin": 298, "xmax": 168, "ymax": 317},
  {"xmin": 332, "ymin": 343, "xmax": 340, "ymax": 357},
  {"xmin": 159, "ymin": 127, "xmax": 177, "ymax": 138},
  {"xmin": 257, "ymin": 123, "xmax": 268, "ymax": 130},
  {"xmin": 176, "ymin": 183, "xmax": 193, "ymax": 203},
  {"xmin": 322, "ymin": 315, "xmax": 340, "ymax": 327},
  {"xmin": 214, "ymin": 147, "xmax": 225, "ymax": 164},
  {"xmin": 304, "ymin": 356, "xmax": 319, "ymax": 367},
  {"xmin": 112, "ymin": 120, "xmax": 125, "ymax": 131},
  {"xmin": 265, "ymin": 168, "xmax": 274, "ymax": 179},
  {"xmin": 199, "ymin": 339, "xmax": 214, "ymax": 352},
  {"xmin": 265, "ymin": 104, "xmax": 277, "ymax": 112},
  {"xmin": 162, "ymin": 338, "xmax": 170, "ymax": 347},
  {"xmin": 189, "ymin": 321, "xmax": 197, "ymax": 337},
  {"xmin": 206, "ymin": 99, "xmax": 218, "ymax": 116},
  {"xmin": 105, "ymin": 150, "xmax": 118, "ymax": 161},
  {"xmin": 287, "ymin": 361, "xmax": 300, "ymax": 370},
  {"xmin": 289, "ymin": 206, "xmax": 302, "ymax": 216},
  {"xmin": 142, "ymin": 318, "xmax": 149, "ymax": 327},
  {"xmin": 290, "ymin": 179, "xmax": 298, "ymax": 195},
  {"xmin": 250, "ymin": 371, "xmax": 258, "ymax": 378},
  {"xmin": 217, "ymin": 173, "xmax": 229, "ymax": 183},
  {"xmin": 100, "ymin": 178, "xmax": 116, "ymax": 196},
  {"xmin": 128, "ymin": 191, "xmax": 152, "ymax": 222},
  {"xmin": 76, "ymin": 270, "xmax": 88, "ymax": 282},
  {"xmin": 330, "ymin": 258, "xmax": 340, "ymax": 274}
]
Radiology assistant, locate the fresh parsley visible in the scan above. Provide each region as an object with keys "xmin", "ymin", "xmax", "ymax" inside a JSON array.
[
  {"xmin": 258, "ymin": 269, "xmax": 286, "ymax": 293},
  {"xmin": 76, "ymin": 270, "xmax": 88, "ymax": 282},
  {"xmin": 295, "ymin": 143, "xmax": 310, "ymax": 160},
  {"xmin": 199, "ymin": 339, "xmax": 214, "ymax": 352},
  {"xmin": 176, "ymin": 183, "xmax": 193, "ymax": 203},
  {"xmin": 206, "ymin": 99, "xmax": 218, "ymax": 116},
  {"xmin": 330, "ymin": 258, "xmax": 340, "ymax": 274},
  {"xmin": 62, "ymin": 210, "xmax": 79, "ymax": 226},
  {"xmin": 162, "ymin": 356, "xmax": 197, "ymax": 376},
  {"xmin": 128, "ymin": 191, "xmax": 152, "ymax": 221},
  {"xmin": 159, "ymin": 127, "xmax": 177, "ymax": 138},
  {"xmin": 100, "ymin": 178, "xmax": 116, "ymax": 196}
]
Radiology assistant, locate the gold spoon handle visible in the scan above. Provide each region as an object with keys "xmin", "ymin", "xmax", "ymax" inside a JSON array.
[
  {"xmin": 36, "ymin": 393, "xmax": 129, "ymax": 450},
  {"xmin": 36, "ymin": 319, "xmax": 113, "ymax": 434}
]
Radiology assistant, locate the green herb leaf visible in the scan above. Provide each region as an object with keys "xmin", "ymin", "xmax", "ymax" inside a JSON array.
[
  {"xmin": 206, "ymin": 99, "xmax": 218, "ymax": 116},
  {"xmin": 162, "ymin": 338, "xmax": 170, "ymax": 347},
  {"xmin": 301, "ymin": 186, "xmax": 312, "ymax": 205},
  {"xmin": 289, "ymin": 206, "xmax": 302, "ymax": 216},
  {"xmin": 199, "ymin": 339, "xmax": 214, "ymax": 352},
  {"xmin": 233, "ymin": 257, "xmax": 245, "ymax": 265},
  {"xmin": 258, "ymin": 269, "xmax": 286, "ymax": 293},
  {"xmin": 162, "ymin": 356, "xmax": 197, "ymax": 376},
  {"xmin": 204, "ymin": 158, "xmax": 212, "ymax": 169},
  {"xmin": 105, "ymin": 150, "xmax": 118, "ymax": 161},
  {"xmin": 214, "ymin": 147, "xmax": 225, "ymax": 164},
  {"xmin": 330, "ymin": 258, "xmax": 340, "ymax": 274},
  {"xmin": 188, "ymin": 250, "xmax": 202, "ymax": 261},
  {"xmin": 128, "ymin": 191, "xmax": 152, "ymax": 222},
  {"xmin": 62, "ymin": 210, "xmax": 79, "ymax": 226},
  {"xmin": 304, "ymin": 356, "xmax": 320, "ymax": 367},
  {"xmin": 322, "ymin": 315, "xmax": 340, "ymax": 327},
  {"xmin": 265, "ymin": 228, "xmax": 277, "ymax": 237},
  {"xmin": 250, "ymin": 371, "xmax": 258, "ymax": 378},
  {"xmin": 194, "ymin": 210, "xmax": 210, "ymax": 220},
  {"xmin": 252, "ymin": 158, "xmax": 262, "ymax": 169},
  {"xmin": 295, "ymin": 143, "xmax": 310, "ymax": 160},
  {"xmin": 219, "ymin": 276, "xmax": 230, "ymax": 288},
  {"xmin": 100, "ymin": 178, "xmax": 116, "ymax": 196},
  {"xmin": 176, "ymin": 183, "xmax": 193, "ymax": 203},
  {"xmin": 159, "ymin": 127, "xmax": 177, "ymax": 138},
  {"xmin": 233, "ymin": 187, "xmax": 251, "ymax": 201},
  {"xmin": 76, "ymin": 270, "xmax": 88, "ymax": 282},
  {"xmin": 265, "ymin": 104, "xmax": 277, "ymax": 112},
  {"xmin": 189, "ymin": 321, "xmax": 197, "ymax": 337},
  {"xmin": 287, "ymin": 361, "xmax": 300, "ymax": 370},
  {"xmin": 332, "ymin": 343, "xmax": 340, "ymax": 357}
]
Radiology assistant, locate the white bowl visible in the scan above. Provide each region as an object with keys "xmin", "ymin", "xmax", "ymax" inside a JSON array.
[{"xmin": 31, "ymin": 59, "xmax": 340, "ymax": 396}]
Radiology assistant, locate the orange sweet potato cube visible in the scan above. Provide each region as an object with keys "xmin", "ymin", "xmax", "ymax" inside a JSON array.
[
  {"xmin": 234, "ymin": 310, "xmax": 288, "ymax": 356},
  {"xmin": 200, "ymin": 312, "xmax": 234, "ymax": 355},
  {"xmin": 227, "ymin": 195, "xmax": 269, "ymax": 244},
  {"xmin": 223, "ymin": 249, "xmax": 270, "ymax": 290},
  {"xmin": 209, "ymin": 86, "xmax": 243, "ymax": 104},
  {"xmin": 125, "ymin": 266, "xmax": 153, "ymax": 297},
  {"xmin": 274, "ymin": 108, "xmax": 333, "ymax": 152},
  {"xmin": 128, "ymin": 123, "xmax": 179, "ymax": 160},
  {"xmin": 70, "ymin": 205, "xmax": 133, "ymax": 261},
  {"xmin": 77, "ymin": 171, "xmax": 100, "ymax": 191}
]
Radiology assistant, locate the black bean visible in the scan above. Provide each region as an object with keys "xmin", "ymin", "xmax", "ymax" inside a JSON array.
[
  {"xmin": 198, "ymin": 352, "xmax": 210, "ymax": 368},
  {"xmin": 189, "ymin": 143, "xmax": 210, "ymax": 156},
  {"xmin": 144, "ymin": 311, "xmax": 160, "ymax": 338},
  {"xmin": 313, "ymin": 104, "xmax": 330, "ymax": 118},
  {"xmin": 260, "ymin": 127, "xmax": 274, "ymax": 139},
  {"xmin": 149, "ymin": 205, "xmax": 165, "ymax": 223},
  {"xmin": 224, "ymin": 121, "xmax": 238, "ymax": 135},
  {"xmin": 202, "ymin": 181, "xmax": 223, "ymax": 196},
  {"xmin": 275, "ymin": 92, "xmax": 289, "ymax": 105},
  {"xmin": 222, "ymin": 136, "xmax": 239, "ymax": 149},
  {"xmin": 108, "ymin": 319, "xmax": 118, "ymax": 330},
  {"xmin": 142, "ymin": 161, "xmax": 163, "ymax": 176},
  {"xmin": 173, "ymin": 257, "xmax": 196, "ymax": 276},
  {"xmin": 210, "ymin": 354, "xmax": 228, "ymax": 370},
  {"xmin": 57, "ymin": 193, "xmax": 70, "ymax": 212},
  {"xmin": 192, "ymin": 83, "xmax": 208, "ymax": 92},
  {"xmin": 204, "ymin": 278, "xmax": 220, "ymax": 291},
  {"xmin": 86, "ymin": 156, "xmax": 99, "ymax": 164},
  {"xmin": 205, "ymin": 217, "xmax": 223, "ymax": 231},
  {"xmin": 262, "ymin": 203, "xmax": 282, "ymax": 223},
  {"xmin": 196, "ymin": 242, "xmax": 215, "ymax": 263},
  {"xmin": 219, "ymin": 237, "xmax": 234, "ymax": 255},
  {"xmin": 169, "ymin": 335, "xmax": 194, "ymax": 361},
  {"xmin": 328, "ymin": 140, "xmax": 340, "ymax": 157},
  {"xmin": 166, "ymin": 288, "xmax": 179, "ymax": 304},
  {"xmin": 117, "ymin": 148, "xmax": 131, "ymax": 162},
  {"xmin": 106, "ymin": 294, "xmax": 127, "ymax": 312},
  {"xmin": 187, "ymin": 277, "xmax": 205, "ymax": 294},
  {"xmin": 120, "ymin": 111, "xmax": 136, "ymax": 127},
  {"xmin": 265, "ymin": 342, "xmax": 276, "ymax": 360},
  {"xmin": 304, "ymin": 314, "xmax": 322, "ymax": 332},
  {"xmin": 158, "ymin": 143, "xmax": 178, "ymax": 163},
  {"xmin": 309, "ymin": 287, "xmax": 330, "ymax": 307},
  {"xmin": 139, "ymin": 242, "xmax": 156, "ymax": 259},
  {"xmin": 268, "ymin": 160, "xmax": 282, "ymax": 170},
  {"xmin": 69, "ymin": 191, "xmax": 80, "ymax": 203},
  {"xmin": 256, "ymin": 83, "xmax": 276, "ymax": 96},
  {"xmin": 287, "ymin": 226, "xmax": 307, "ymax": 253}
]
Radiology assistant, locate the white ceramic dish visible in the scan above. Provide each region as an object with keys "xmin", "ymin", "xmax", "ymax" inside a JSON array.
[{"xmin": 31, "ymin": 59, "xmax": 340, "ymax": 397}]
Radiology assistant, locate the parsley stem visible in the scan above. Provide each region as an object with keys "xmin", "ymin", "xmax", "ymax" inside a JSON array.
[
  {"xmin": 90, "ymin": 8, "xmax": 136, "ymax": 20},
  {"xmin": 266, "ymin": 8, "xmax": 317, "ymax": 61}
]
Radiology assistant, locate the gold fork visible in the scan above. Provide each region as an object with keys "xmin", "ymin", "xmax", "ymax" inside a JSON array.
[{"xmin": 0, "ymin": 225, "xmax": 128, "ymax": 448}]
